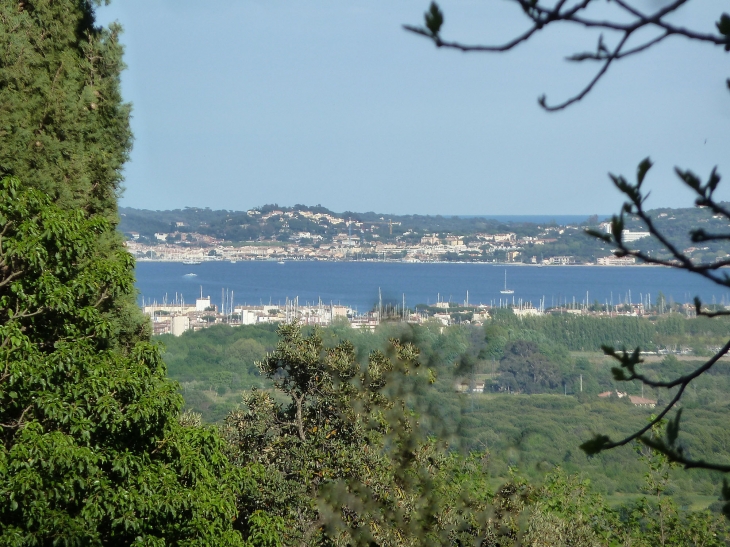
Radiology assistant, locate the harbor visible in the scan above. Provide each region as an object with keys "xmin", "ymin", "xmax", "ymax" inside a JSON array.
[{"xmin": 138, "ymin": 261, "xmax": 726, "ymax": 336}]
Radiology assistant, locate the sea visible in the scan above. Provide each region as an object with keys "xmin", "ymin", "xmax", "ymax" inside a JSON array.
[{"xmin": 135, "ymin": 261, "xmax": 729, "ymax": 313}]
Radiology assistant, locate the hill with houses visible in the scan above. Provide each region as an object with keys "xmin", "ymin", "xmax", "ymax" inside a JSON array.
[{"xmin": 119, "ymin": 203, "xmax": 730, "ymax": 265}]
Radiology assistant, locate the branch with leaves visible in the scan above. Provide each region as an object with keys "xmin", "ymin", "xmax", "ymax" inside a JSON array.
[
  {"xmin": 405, "ymin": 1, "xmax": 730, "ymax": 110},
  {"xmin": 578, "ymin": 160, "xmax": 730, "ymax": 490},
  {"xmin": 405, "ymin": 0, "xmax": 730, "ymax": 514}
]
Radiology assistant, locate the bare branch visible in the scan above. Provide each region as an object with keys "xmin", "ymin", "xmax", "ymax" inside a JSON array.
[
  {"xmin": 0, "ymin": 270, "xmax": 22, "ymax": 289},
  {"xmin": 406, "ymin": 0, "xmax": 729, "ymax": 110},
  {"xmin": 93, "ymin": 289, "xmax": 109, "ymax": 308},
  {"xmin": 0, "ymin": 404, "xmax": 33, "ymax": 430},
  {"xmin": 541, "ymin": 33, "xmax": 629, "ymax": 110},
  {"xmin": 402, "ymin": 24, "xmax": 542, "ymax": 53},
  {"xmin": 584, "ymin": 384, "xmax": 686, "ymax": 452},
  {"xmin": 611, "ymin": 337, "xmax": 730, "ymax": 390},
  {"xmin": 641, "ymin": 437, "xmax": 730, "ymax": 473}
]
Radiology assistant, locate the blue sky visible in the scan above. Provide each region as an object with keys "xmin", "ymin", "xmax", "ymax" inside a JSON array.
[{"xmin": 97, "ymin": 1, "xmax": 729, "ymax": 215}]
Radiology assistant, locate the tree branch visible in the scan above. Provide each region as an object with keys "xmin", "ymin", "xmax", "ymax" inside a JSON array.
[{"xmin": 405, "ymin": 0, "xmax": 729, "ymax": 111}]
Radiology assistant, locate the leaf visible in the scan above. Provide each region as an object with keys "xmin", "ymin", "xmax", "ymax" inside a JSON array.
[
  {"xmin": 667, "ymin": 409, "xmax": 683, "ymax": 446},
  {"xmin": 718, "ymin": 13, "xmax": 730, "ymax": 34},
  {"xmin": 424, "ymin": 2, "xmax": 444, "ymax": 36},
  {"xmin": 636, "ymin": 157, "xmax": 653, "ymax": 186},
  {"xmin": 717, "ymin": 13, "xmax": 730, "ymax": 50},
  {"xmin": 675, "ymin": 168, "xmax": 701, "ymax": 191},
  {"xmin": 585, "ymin": 229, "xmax": 611, "ymax": 243},
  {"xmin": 611, "ymin": 367, "xmax": 626, "ymax": 381},
  {"xmin": 580, "ymin": 435, "xmax": 611, "ymax": 456}
]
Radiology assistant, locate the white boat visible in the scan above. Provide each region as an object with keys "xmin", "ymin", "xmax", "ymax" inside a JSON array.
[
  {"xmin": 182, "ymin": 258, "xmax": 202, "ymax": 265},
  {"xmin": 500, "ymin": 270, "xmax": 514, "ymax": 294},
  {"xmin": 277, "ymin": 260, "xmax": 285, "ymax": 265},
  {"xmin": 183, "ymin": 273, "xmax": 197, "ymax": 277}
]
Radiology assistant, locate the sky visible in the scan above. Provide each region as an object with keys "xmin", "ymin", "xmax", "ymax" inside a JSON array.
[{"xmin": 97, "ymin": 1, "xmax": 729, "ymax": 215}]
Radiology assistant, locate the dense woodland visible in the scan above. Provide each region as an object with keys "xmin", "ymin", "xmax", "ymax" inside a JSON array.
[{"xmin": 160, "ymin": 314, "xmax": 730, "ymax": 509}]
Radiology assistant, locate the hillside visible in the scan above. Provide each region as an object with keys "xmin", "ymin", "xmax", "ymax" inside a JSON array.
[
  {"xmin": 159, "ymin": 317, "xmax": 730, "ymax": 502},
  {"xmin": 120, "ymin": 203, "xmax": 730, "ymax": 264}
]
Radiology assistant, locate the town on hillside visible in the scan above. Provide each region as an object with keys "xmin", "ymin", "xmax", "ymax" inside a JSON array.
[{"xmin": 120, "ymin": 203, "xmax": 730, "ymax": 265}]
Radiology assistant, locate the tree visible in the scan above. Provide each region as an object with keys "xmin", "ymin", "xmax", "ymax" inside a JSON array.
[
  {"xmin": 0, "ymin": 1, "xmax": 246, "ymax": 543},
  {"xmin": 0, "ymin": 0, "xmax": 131, "ymax": 217},
  {"xmin": 223, "ymin": 323, "xmax": 492, "ymax": 546},
  {"xmin": 0, "ymin": 0, "xmax": 147, "ymax": 349},
  {"xmin": 405, "ymin": 1, "xmax": 729, "ymax": 111},
  {"xmin": 405, "ymin": 0, "xmax": 730, "ymax": 498},
  {"xmin": 498, "ymin": 340, "xmax": 561, "ymax": 394},
  {"xmin": 0, "ymin": 178, "xmax": 244, "ymax": 545}
]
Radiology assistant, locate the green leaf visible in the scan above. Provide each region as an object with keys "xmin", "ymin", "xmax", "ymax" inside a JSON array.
[
  {"xmin": 667, "ymin": 409, "xmax": 682, "ymax": 446},
  {"xmin": 717, "ymin": 13, "xmax": 730, "ymax": 50},
  {"xmin": 611, "ymin": 367, "xmax": 626, "ymax": 381},
  {"xmin": 580, "ymin": 435, "xmax": 611, "ymax": 456},
  {"xmin": 718, "ymin": 13, "xmax": 730, "ymax": 34},
  {"xmin": 636, "ymin": 157, "xmax": 653, "ymax": 186},
  {"xmin": 424, "ymin": 2, "xmax": 444, "ymax": 36}
]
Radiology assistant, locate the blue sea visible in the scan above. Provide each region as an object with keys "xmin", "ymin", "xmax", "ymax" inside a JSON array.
[{"xmin": 135, "ymin": 261, "xmax": 729, "ymax": 313}]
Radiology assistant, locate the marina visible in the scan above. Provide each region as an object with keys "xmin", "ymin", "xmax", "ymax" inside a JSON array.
[{"xmin": 136, "ymin": 261, "xmax": 727, "ymax": 318}]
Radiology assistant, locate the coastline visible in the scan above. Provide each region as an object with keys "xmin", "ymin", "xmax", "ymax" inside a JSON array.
[{"xmin": 133, "ymin": 258, "xmax": 667, "ymax": 268}]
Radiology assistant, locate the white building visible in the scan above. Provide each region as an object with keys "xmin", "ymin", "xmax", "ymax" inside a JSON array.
[
  {"xmin": 239, "ymin": 309, "xmax": 258, "ymax": 325},
  {"xmin": 195, "ymin": 296, "xmax": 211, "ymax": 312},
  {"xmin": 171, "ymin": 315, "xmax": 190, "ymax": 336},
  {"xmin": 597, "ymin": 256, "xmax": 636, "ymax": 266},
  {"xmin": 549, "ymin": 256, "xmax": 575, "ymax": 265},
  {"xmin": 513, "ymin": 307, "xmax": 542, "ymax": 317},
  {"xmin": 622, "ymin": 230, "xmax": 651, "ymax": 243}
]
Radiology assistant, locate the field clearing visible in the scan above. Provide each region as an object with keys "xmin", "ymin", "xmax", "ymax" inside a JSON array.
[
  {"xmin": 606, "ymin": 493, "xmax": 717, "ymax": 511},
  {"xmin": 570, "ymin": 350, "xmax": 730, "ymax": 361}
]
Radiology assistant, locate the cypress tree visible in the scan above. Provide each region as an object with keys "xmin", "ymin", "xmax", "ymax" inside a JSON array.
[
  {"xmin": 0, "ymin": 0, "xmax": 147, "ymax": 347},
  {"xmin": 0, "ymin": 0, "xmax": 131, "ymax": 217},
  {"xmin": 0, "ymin": 2, "xmax": 245, "ymax": 544}
]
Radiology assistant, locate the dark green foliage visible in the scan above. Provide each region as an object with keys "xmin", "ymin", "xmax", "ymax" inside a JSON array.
[
  {"xmin": 162, "ymin": 319, "xmax": 730, "ymax": 509},
  {"xmin": 498, "ymin": 340, "xmax": 560, "ymax": 393},
  {"xmin": 488, "ymin": 311, "xmax": 730, "ymax": 354},
  {"xmin": 0, "ymin": 0, "xmax": 149, "ymax": 352},
  {"xmin": 424, "ymin": 2, "xmax": 443, "ymax": 36},
  {"xmin": 223, "ymin": 323, "xmax": 501, "ymax": 546},
  {"xmin": 215, "ymin": 322, "xmax": 730, "ymax": 545},
  {"xmin": 223, "ymin": 323, "xmax": 411, "ymax": 545},
  {"xmin": 0, "ymin": 0, "xmax": 132, "ymax": 218},
  {"xmin": 0, "ymin": 178, "xmax": 243, "ymax": 544},
  {"xmin": 160, "ymin": 323, "xmax": 279, "ymax": 422}
]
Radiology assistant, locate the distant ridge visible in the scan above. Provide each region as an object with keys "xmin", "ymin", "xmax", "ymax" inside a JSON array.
[
  {"xmin": 119, "ymin": 203, "xmax": 730, "ymax": 265},
  {"xmin": 458, "ymin": 215, "xmax": 608, "ymax": 225}
]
